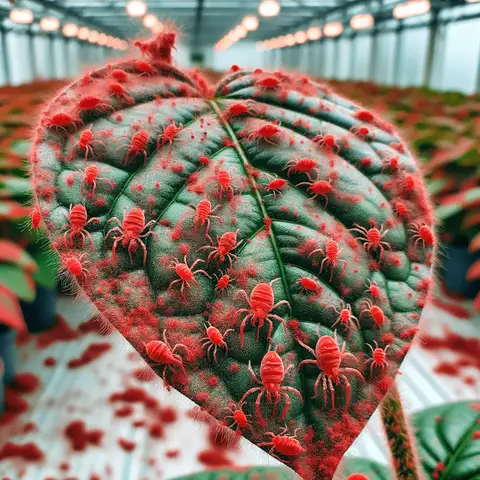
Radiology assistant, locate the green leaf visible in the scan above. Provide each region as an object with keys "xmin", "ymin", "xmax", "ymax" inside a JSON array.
[
  {"xmin": 427, "ymin": 179, "xmax": 448, "ymax": 196},
  {"xmin": 171, "ymin": 467, "xmax": 297, "ymax": 480},
  {"xmin": 0, "ymin": 264, "xmax": 35, "ymax": 301},
  {"xmin": 0, "ymin": 239, "xmax": 36, "ymax": 272},
  {"xmin": 30, "ymin": 51, "xmax": 435, "ymax": 479},
  {"xmin": 0, "ymin": 284, "xmax": 27, "ymax": 331},
  {"xmin": 413, "ymin": 401, "xmax": 480, "ymax": 480},
  {"xmin": 0, "ymin": 175, "xmax": 32, "ymax": 198},
  {"xmin": 11, "ymin": 139, "xmax": 31, "ymax": 157},
  {"xmin": 31, "ymin": 247, "xmax": 58, "ymax": 289},
  {"xmin": 339, "ymin": 457, "xmax": 393, "ymax": 480},
  {"xmin": 0, "ymin": 200, "xmax": 31, "ymax": 219}
]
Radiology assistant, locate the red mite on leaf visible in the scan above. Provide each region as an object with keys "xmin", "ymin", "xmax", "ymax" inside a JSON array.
[
  {"xmin": 233, "ymin": 279, "xmax": 290, "ymax": 347},
  {"xmin": 297, "ymin": 331, "xmax": 365, "ymax": 408},
  {"xmin": 200, "ymin": 322, "xmax": 233, "ymax": 364},
  {"xmin": 167, "ymin": 256, "xmax": 211, "ymax": 300},
  {"xmin": 145, "ymin": 330, "xmax": 188, "ymax": 386},
  {"xmin": 105, "ymin": 207, "xmax": 158, "ymax": 265},
  {"xmin": 186, "ymin": 198, "xmax": 222, "ymax": 242},
  {"xmin": 258, "ymin": 426, "xmax": 305, "ymax": 462},
  {"xmin": 309, "ymin": 238, "xmax": 347, "ymax": 282},
  {"xmin": 62, "ymin": 204, "xmax": 100, "ymax": 250},
  {"xmin": 240, "ymin": 351, "xmax": 303, "ymax": 427}
]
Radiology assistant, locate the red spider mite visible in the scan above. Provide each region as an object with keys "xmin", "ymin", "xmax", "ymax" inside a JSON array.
[
  {"xmin": 296, "ymin": 276, "xmax": 320, "ymax": 294},
  {"xmin": 105, "ymin": 207, "xmax": 158, "ymax": 265},
  {"xmin": 355, "ymin": 110, "xmax": 375, "ymax": 123},
  {"xmin": 233, "ymin": 278, "xmax": 290, "ymax": 347},
  {"xmin": 199, "ymin": 229, "xmax": 242, "ymax": 266},
  {"xmin": 187, "ymin": 199, "xmax": 222, "ymax": 242},
  {"xmin": 312, "ymin": 133, "xmax": 340, "ymax": 153},
  {"xmin": 62, "ymin": 204, "xmax": 100, "ymax": 250},
  {"xmin": 167, "ymin": 256, "xmax": 211, "ymax": 301},
  {"xmin": 225, "ymin": 102, "xmax": 256, "ymax": 118},
  {"xmin": 109, "ymin": 82, "xmax": 133, "ymax": 103},
  {"xmin": 297, "ymin": 330, "xmax": 365, "ymax": 408},
  {"xmin": 215, "ymin": 168, "xmax": 235, "ymax": 199},
  {"xmin": 156, "ymin": 122, "xmax": 188, "ymax": 164},
  {"xmin": 258, "ymin": 426, "xmax": 305, "ymax": 461},
  {"xmin": 296, "ymin": 174, "xmax": 334, "ymax": 207},
  {"xmin": 75, "ymin": 164, "xmax": 115, "ymax": 198},
  {"xmin": 255, "ymin": 76, "xmax": 281, "ymax": 91},
  {"xmin": 145, "ymin": 330, "xmax": 188, "ymax": 385},
  {"xmin": 265, "ymin": 177, "xmax": 287, "ymax": 199},
  {"xmin": 62, "ymin": 254, "xmax": 89, "ymax": 282},
  {"xmin": 77, "ymin": 96, "xmax": 114, "ymax": 115},
  {"xmin": 408, "ymin": 222, "xmax": 434, "ymax": 248},
  {"xmin": 401, "ymin": 173, "xmax": 416, "ymax": 193},
  {"xmin": 327, "ymin": 302, "xmax": 360, "ymax": 338},
  {"xmin": 240, "ymin": 351, "xmax": 303, "ymax": 427},
  {"xmin": 30, "ymin": 208, "xmax": 41, "ymax": 229},
  {"xmin": 135, "ymin": 60, "xmax": 156, "ymax": 76},
  {"xmin": 350, "ymin": 125, "xmax": 372, "ymax": 141},
  {"xmin": 391, "ymin": 198, "xmax": 409, "ymax": 217},
  {"xmin": 365, "ymin": 341, "xmax": 390, "ymax": 377},
  {"xmin": 360, "ymin": 300, "xmax": 386, "ymax": 329},
  {"xmin": 70, "ymin": 125, "xmax": 105, "ymax": 162},
  {"xmin": 364, "ymin": 279, "xmax": 383, "ymax": 302},
  {"xmin": 214, "ymin": 272, "xmax": 232, "ymax": 292},
  {"xmin": 110, "ymin": 69, "xmax": 129, "ymax": 83},
  {"xmin": 248, "ymin": 123, "xmax": 284, "ymax": 145},
  {"xmin": 284, "ymin": 157, "xmax": 317, "ymax": 177},
  {"xmin": 225, "ymin": 402, "xmax": 252, "ymax": 432},
  {"xmin": 381, "ymin": 155, "xmax": 400, "ymax": 173},
  {"xmin": 45, "ymin": 112, "xmax": 76, "ymax": 134},
  {"xmin": 350, "ymin": 223, "xmax": 391, "ymax": 259},
  {"xmin": 308, "ymin": 238, "xmax": 347, "ymax": 282},
  {"xmin": 117, "ymin": 129, "xmax": 151, "ymax": 165},
  {"xmin": 200, "ymin": 322, "xmax": 233, "ymax": 364}
]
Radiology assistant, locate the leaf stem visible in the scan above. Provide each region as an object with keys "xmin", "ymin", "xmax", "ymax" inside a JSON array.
[{"xmin": 380, "ymin": 382, "xmax": 424, "ymax": 480}]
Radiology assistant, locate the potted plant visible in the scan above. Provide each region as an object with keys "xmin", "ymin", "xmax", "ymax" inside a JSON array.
[{"xmin": 0, "ymin": 98, "xmax": 59, "ymax": 333}]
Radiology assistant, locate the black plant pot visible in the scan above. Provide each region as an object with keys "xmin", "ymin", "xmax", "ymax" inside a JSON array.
[
  {"xmin": 442, "ymin": 245, "xmax": 480, "ymax": 299},
  {"xmin": 20, "ymin": 285, "xmax": 57, "ymax": 333},
  {"xmin": 0, "ymin": 326, "xmax": 17, "ymax": 385}
]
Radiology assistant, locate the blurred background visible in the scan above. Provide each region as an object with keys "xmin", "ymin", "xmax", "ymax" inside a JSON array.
[{"xmin": 0, "ymin": 1, "xmax": 478, "ymax": 479}]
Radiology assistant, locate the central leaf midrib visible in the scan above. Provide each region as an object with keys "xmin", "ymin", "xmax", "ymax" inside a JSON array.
[
  {"xmin": 210, "ymin": 98, "xmax": 313, "ymax": 426},
  {"xmin": 437, "ymin": 408, "xmax": 480, "ymax": 480},
  {"xmin": 209, "ymin": 100, "xmax": 293, "ymax": 309}
]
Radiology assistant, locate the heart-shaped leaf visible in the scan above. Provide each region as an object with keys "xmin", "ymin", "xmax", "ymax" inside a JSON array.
[
  {"xmin": 29, "ymin": 34, "xmax": 435, "ymax": 480},
  {"xmin": 338, "ymin": 457, "xmax": 392, "ymax": 480},
  {"xmin": 171, "ymin": 466, "xmax": 297, "ymax": 480},
  {"xmin": 414, "ymin": 401, "xmax": 480, "ymax": 480}
]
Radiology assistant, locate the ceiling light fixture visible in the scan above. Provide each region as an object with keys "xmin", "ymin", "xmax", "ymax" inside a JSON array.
[
  {"xmin": 242, "ymin": 15, "xmax": 259, "ymax": 31},
  {"xmin": 258, "ymin": 0, "xmax": 280, "ymax": 17},
  {"xmin": 393, "ymin": 0, "xmax": 430, "ymax": 19},
  {"xmin": 323, "ymin": 22, "xmax": 343, "ymax": 37},
  {"xmin": 78, "ymin": 27, "xmax": 90, "ymax": 41},
  {"xmin": 9, "ymin": 8, "xmax": 34, "ymax": 24},
  {"xmin": 350, "ymin": 13, "xmax": 374, "ymax": 30},
  {"xmin": 143, "ymin": 13, "xmax": 157, "ymax": 28},
  {"xmin": 63, "ymin": 24, "xmax": 79, "ymax": 37},
  {"xmin": 306, "ymin": 26, "xmax": 322, "ymax": 41},
  {"xmin": 40, "ymin": 17, "xmax": 60, "ymax": 32},
  {"xmin": 294, "ymin": 31, "xmax": 307, "ymax": 44},
  {"xmin": 126, "ymin": 0, "xmax": 147, "ymax": 17}
]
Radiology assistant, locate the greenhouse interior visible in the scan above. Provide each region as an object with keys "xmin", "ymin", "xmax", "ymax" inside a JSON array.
[{"xmin": 0, "ymin": 1, "xmax": 479, "ymax": 480}]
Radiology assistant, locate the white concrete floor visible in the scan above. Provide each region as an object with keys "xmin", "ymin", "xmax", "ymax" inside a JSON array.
[{"xmin": 0, "ymin": 294, "xmax": 478, "ymax": 480}]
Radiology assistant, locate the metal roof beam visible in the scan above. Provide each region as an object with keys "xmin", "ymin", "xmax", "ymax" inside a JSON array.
[{"xmin": 22, "ymin": 0, "xmax": 125, "ymax": 37}]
